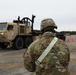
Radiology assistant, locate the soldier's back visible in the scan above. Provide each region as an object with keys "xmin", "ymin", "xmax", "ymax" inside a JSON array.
[{"xmin": 32, "ymin": 32, "xmax": 70, "ymax": 75}]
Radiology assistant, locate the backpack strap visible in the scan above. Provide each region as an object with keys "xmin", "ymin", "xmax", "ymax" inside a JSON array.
[{"xmin": 35, "ymin": 37, "xmax": 58, "ymax": 65}]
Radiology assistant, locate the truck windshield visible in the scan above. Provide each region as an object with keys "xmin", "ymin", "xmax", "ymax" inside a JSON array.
[{"xmin": 0, "ymin": 24, "xmax": 7, "ymax": 30}]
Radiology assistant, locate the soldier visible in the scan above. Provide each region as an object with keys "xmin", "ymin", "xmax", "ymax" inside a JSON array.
[{"xmin": 23, "ymin": 18, "xmax": 70, "ymax": 75}]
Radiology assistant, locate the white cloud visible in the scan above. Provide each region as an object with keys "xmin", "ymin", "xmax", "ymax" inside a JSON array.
[{"xmin": 0, "ymin": 0, "xmax": 76, "ymax": 31}]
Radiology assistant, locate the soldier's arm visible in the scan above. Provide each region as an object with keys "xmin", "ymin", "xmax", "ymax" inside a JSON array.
[
  {"xmin": 57, "ymin": 41, "xmax": 70, "ymax": 66},
  {"xmin": 23, "ymin": 45, "xmax": 36, "ymax": 72}
]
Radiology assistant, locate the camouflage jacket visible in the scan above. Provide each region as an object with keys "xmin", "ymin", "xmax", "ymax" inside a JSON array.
[{"xmin": 23, "ymin": 32, "xmax": 70, "ymax": 75}]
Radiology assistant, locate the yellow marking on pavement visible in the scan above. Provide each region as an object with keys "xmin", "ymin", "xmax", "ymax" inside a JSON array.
[
  {"xmin": 70, "ymin": 59, "xmax": 76, "ymax": 63},
  {"xmin": 71, "ymin": 53, "xmax": 76, "ymax": 55},
  {"xmin": 0, "ymin": 63, "xmax": 24, "ymax": 68},
  {"xmin": 70, "ymin": 73, "xmax": 76, "ymax": 75},
  {"xmin": 0, "ymin": 55, "xmax": 23, "ymax": 60},
  {"xmin": 6, "ymin": 55, "xmax": 22, "ymax": 59}
]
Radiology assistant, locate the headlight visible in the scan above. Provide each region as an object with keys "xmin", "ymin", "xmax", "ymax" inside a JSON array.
[{"xmin": 0, "ymin": 33, "xmax": 4, "ymax": 35}]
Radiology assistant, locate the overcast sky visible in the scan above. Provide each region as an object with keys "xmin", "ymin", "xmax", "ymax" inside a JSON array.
[{"xmin": 0, "ymin": 0, "xmax": 76, "ymax": 31}]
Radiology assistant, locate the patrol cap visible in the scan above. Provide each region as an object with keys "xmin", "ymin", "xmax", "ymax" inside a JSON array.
[{"xmin": 41, "ymin": 18, "xmax": 57, "ymax": 30}]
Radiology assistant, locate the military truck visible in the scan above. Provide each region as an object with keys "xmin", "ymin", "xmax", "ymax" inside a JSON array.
[{"xmin": 0, "ymin": 15, "xmax": 41, "ymax": 50}]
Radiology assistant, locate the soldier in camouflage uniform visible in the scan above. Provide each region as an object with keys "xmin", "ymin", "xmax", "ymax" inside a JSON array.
[{"xmin": 23, "ymin": 18, "xmax": 70, "ymax": 75}]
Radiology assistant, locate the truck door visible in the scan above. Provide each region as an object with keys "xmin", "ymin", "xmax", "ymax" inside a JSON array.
[{"xmin": 7, "ymin": 25, "xmax": 15, "ymax": 40}]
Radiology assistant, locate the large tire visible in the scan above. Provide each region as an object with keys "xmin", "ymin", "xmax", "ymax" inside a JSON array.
[
  {"xmin": 24, "ymin": 37, "xmax": 32, "ymax": 48},
  {"xmin": 13, "ymin": 37, "xmax": 24, "ymax": 50},
  {"xmin": 0, "ymin": 43, "xmax": 8, "ymax": 49}
]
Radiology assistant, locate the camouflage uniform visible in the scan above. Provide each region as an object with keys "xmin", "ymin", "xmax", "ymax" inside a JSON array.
[{"xmin": 23, "ymin": 19, "xmax": 70, "ymax": 75}]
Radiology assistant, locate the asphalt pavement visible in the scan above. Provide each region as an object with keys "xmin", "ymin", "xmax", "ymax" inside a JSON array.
[{"xmin": 0, "ymin": 35, "xmax": 76, "ymax": 75}]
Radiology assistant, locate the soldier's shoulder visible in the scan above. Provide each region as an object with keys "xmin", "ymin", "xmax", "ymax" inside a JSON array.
[
  {"xmin": 55, "ymin": 38, "xmax": 68, "ymax": 48},
  {"xmin": 28, "ymin": 38, "xmax": 40, "ymax": 49}
]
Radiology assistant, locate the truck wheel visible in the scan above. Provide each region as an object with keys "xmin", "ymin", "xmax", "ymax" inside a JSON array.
[
  {"xmin": 24, "ymin": 37, "xmax": 32, "ymax": 48},
  {"xmin": 0, "ymin": 43, "xmax": 8, "ymax": 49},
  {"xmin": 13, "ymin": 37, "xmax": 23, "ymax": 50}
]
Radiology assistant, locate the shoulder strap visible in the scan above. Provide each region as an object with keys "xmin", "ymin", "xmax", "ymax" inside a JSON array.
[{"xmin": 35, "ymin": 37, "xmax": 58, "ymax": 65}]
